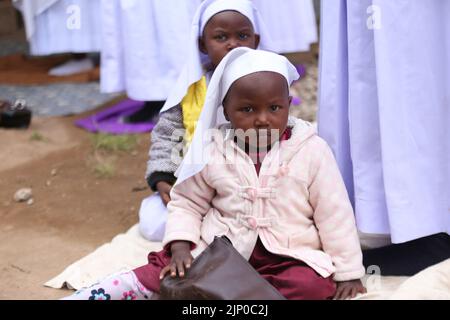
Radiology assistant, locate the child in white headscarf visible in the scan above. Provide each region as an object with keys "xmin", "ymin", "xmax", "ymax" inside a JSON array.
[
  {"xmin": 139, "ymin": 0, "xmax": 273, "ymax": 242},
  {"xmin": 64, "ymin": 48, "xmax": 366, "ymax": 300}
]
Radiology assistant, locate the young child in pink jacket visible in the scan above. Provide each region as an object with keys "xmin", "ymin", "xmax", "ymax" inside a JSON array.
[
  {"xmin": 64, "ymin": 48, "xmax": 366, "ymax": 300},
  {"xmin": 140, "ymin": 0, "xmax": 273, "ymax": 242}
]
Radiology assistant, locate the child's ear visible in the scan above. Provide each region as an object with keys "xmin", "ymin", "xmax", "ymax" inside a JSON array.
[
  {"xmin": 199, "ymin": 37, "xmax": 208, "ymax": 54},
  {"xmin": 223, "ymin": 107, "xmax": 230, "ymax": 121},
  {"xmin": 288, "ymin": 96, "xmax": 293, "ymax": 105},
  {"xmin": 254, "ymin": 34, "xmax": 261, "ymax": 49}
]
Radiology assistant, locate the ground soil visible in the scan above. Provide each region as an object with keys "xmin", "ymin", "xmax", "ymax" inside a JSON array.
[{"xmin": 0, "ymin": 104, "xmax": 153, "ymax": 299}]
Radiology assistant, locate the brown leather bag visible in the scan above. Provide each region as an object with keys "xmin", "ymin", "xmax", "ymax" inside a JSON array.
[{"xmin": 159, "ymin": 236, "xmax": 286, "ymax": 300}]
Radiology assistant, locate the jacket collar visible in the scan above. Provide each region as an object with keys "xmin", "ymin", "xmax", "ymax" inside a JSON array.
[{"xmin": 213, "ymin": 117, "xmax": 317, "ymax": 164}]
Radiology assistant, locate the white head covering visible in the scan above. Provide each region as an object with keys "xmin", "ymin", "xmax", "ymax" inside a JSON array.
[
  {"xmin": 161, "ymin": 0, "xmax": 273, "ymax": 113},
  {"xmin": 174, "ymin": 48, "xmax": 299, "ymax": 184}
]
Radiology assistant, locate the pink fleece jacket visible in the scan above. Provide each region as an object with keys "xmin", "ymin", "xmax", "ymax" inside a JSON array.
[{"xmin": 164, "ymin": 118, "xmax": 365, "ymax": 281}]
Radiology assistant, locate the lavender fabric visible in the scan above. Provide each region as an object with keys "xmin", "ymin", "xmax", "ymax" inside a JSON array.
[
  {"xmin": 318, "ymin": 0, "xmax": 450, "ymax": 243},
  {"xmin": 75, "ymin": 99, "xmax": 156, "ymax": 134}
]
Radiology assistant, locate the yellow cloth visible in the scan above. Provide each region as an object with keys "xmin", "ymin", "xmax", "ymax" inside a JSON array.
[{"xmin": 181, "ymin": 76, "xmax": 207, "ymax": 144}]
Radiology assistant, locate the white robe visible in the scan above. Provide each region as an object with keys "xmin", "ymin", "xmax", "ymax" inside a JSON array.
[
  {"xmin": 252, "ymin": 0, "xmax": 318, "ymax": 53},
  {"xmin": 12, "ymin": 0, "xmax": 59, "ymax": 40},
  {"xmin": 100, "ymin": 0, "xmax": 201, "ymax": 101},
  {"xmin": 15, "ymin": 0, "xmax": 101, "ymax": 56},
  {"xmin": 318, "ymin": 0, "xmax": 450, "ymax": 243}
]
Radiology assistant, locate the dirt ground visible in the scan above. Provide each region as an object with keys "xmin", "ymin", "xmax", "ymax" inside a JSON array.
[{"xmin": 0, "ymin": 103, "xmax": 153, "ymax": 300}]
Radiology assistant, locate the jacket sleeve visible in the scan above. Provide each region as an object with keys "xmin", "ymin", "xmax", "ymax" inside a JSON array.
[
  {"xmin": 145, "ymin": 105, "xmax": 186, "ymax": 191},
  {"xmin": 162, "ymin": 166, "xmax": 215, "ymax": 248},
  {"xmin": 308, "ymin": 138, "xmax": 366, "ymax": 282}
]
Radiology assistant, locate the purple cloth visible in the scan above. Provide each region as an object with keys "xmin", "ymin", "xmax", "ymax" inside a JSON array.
[
  {"xmin": 295, "ymin": 64, "xmax": 307, "ymax": 79},
  {"xmin": 291, "ymin": 96, "xmax": 302, "ymax": 106},
  {"xmin": 75, "ymin": 99, "xmax": 156, "ymax": 134}
]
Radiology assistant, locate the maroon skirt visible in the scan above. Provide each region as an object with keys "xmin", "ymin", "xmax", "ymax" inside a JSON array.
[{"xmin": 133, "ymin": 238, "xmax": 336, "ymax": 300}]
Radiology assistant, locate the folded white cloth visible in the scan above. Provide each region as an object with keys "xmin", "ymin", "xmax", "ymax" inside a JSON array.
[
  {"xmin": 389, "ymin": 259, "xmax": 450, "ymax": 300},
  {"xmin": 45, "ymin": 224, "xmax": 450, "ymax": 300},
  {"xmin": 45, "ymin": 224, "xmax": 162, "ymax": 290}
]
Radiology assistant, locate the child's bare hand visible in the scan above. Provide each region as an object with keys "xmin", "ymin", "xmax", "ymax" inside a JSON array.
[
  {"xmin": 156, "ymin": 181, "xmax": 172, "ymax": 206},
  {"xmin": 159, "ymin": 241, "xmax": 193, "ymax": 280},
  {"xmin": 333, "ymin": 279, "xmax": 366, "ymax": 300}
]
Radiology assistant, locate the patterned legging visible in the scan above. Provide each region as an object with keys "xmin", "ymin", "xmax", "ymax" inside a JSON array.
[{"xmin": 62, "ymin": 271, "xmax": 154, "ymax": 300}]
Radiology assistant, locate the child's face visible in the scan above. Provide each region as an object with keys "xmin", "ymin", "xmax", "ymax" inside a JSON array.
[
  {"xmin": 199, "ymin": 11, "xmax": 260, "ymax": 68},
  {"xmin": 223, "ymin": 71, "xmax": 292, "ymax": 149}
]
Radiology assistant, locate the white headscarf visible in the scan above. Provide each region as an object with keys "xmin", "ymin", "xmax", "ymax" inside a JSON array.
[
  {"xmin": 160, "ymin": 0, "xmax": 273, "ymax": 113},
  {"xmin": 174, "ymin": 48, "xmax": 299, "ymax": 184}
]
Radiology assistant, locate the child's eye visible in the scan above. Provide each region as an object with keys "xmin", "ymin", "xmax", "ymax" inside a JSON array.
[
  {"xmin": 241, "ymin": 106, "xmax": 253, "ymax": 113},
  {"xmin": 214, "ymin": 34, "xmax": 227, "ymax": 41},
  {"xmin": 270, "ymin": 105, "xmax": 282, "ymax": 112},
  {"xmin": 238, "ymin": 33, "xmax": 250, "ymax": 40}
]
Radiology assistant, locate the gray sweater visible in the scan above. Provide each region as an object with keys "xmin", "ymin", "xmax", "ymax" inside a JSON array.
[
  {"xmin": 146, "ymin": 71, "xmax": 214, "ymax": 190},
  {"xmin": 145, "ymin": 104, "xmax": 185, "ymax": 190}
]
